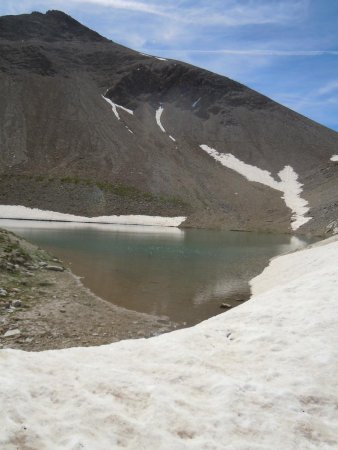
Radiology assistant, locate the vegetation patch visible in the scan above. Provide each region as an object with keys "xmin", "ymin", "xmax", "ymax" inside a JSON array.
[{"xmin": 1, "ymin": 173, "xmax": 189, "ymax": 209}]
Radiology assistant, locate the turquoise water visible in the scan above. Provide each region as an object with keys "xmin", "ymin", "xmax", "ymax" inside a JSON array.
[{"xmin": 0, "ymin": 220, "xmax": 315, "ymax": 325}]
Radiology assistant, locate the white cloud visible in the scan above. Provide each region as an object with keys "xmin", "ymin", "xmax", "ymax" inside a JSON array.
[
  {"xmin": 7, "ymin": 0, "xmax": 309, "ymax": 27},
  {"xmin": 91, "ymin": 0, "xmax": 306, "ymax": 26},
  {"xmin": 176, "ymin": 0, "xmax": 309, "ymax": 26},
  {"xmin": 318, "ymin": 80, "xmax": 338, "ymax": 95},
  {"xmin": 56, "ymin": 0, "xmax": 169, "ymax": 17},
  {"xmin": 152, "ymin": 49, "xmax": 338, "ymax": 57}
]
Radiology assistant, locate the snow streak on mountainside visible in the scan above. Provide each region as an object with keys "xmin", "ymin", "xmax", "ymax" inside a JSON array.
[
  {"xmin": 1, "ymin": 237, "xmax": 338, "ymax": 448},
  {"xmin": 102, "ymin": 95, "xmax": 133, "ymax": 120},
  {"xmin": 155, "ymin": 106, "xmax": 166, "ymax": 132},
  {"xmin": 155, "ymin": 106, "xmax": 177, "ymax": 143},
  {"xmin": 200, "ymin": 145, "xmax": 311, "ymax": 230}
]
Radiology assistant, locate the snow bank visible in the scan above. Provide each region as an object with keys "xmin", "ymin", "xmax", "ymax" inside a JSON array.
[
  {"xmin": 1, "ymin": 238, "xmax": 338, "ymax": 449},
  {"xmin": 0, "ymin": 205, "xmax": 186, "ymax": 228},
  {"xmin": 102, "ymin": 95, "xmax": 133, "ymax": 121},
  {"xmin": 330, "ymin": 154, "xmax": 338, "ymax": 162},
  {"xmin": 200, "ymin": 144, "xmax": 311, "ymax": 230},
  {"xmin": 0, "ymin": 219, "xmax": 185, "ymax": 237}
]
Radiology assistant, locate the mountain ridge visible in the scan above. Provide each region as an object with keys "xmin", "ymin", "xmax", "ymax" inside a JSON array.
[{"xmin": 0, "ymin": 9, "xmax": 109, "ymax": 42}]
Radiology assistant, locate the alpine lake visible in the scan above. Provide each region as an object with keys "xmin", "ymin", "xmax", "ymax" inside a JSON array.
[{"xmin": 0, "ymin": 219, "xmax": 317, "ymax": 326}]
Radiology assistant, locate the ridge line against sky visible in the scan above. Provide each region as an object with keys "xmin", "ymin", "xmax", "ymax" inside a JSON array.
[{"xmin": 1, "ymin": 0, "xmax": 338, "ymax": 131}]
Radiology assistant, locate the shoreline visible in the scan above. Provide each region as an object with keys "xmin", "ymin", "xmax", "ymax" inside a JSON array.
[
  {"xmin": 0, "ymin": 203, "xmax": 330, "ymax": 237},
  {"xmin": 0, "ymin": 224, "xmax": 326, "ymax": 351},
  {"xmin": 0, "ymin": 228, "xmax": 178, "ymax": 351}
]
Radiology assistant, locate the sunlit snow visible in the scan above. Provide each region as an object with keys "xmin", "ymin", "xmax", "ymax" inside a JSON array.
[
  {"xmin": 200, "ymin": 144, "xmax": 311, "ymax": 230},
  {"xmin": 330, "ymin": 154, "xmax": 338, "ymax": 162},
  {"xmin": 102, "ymin": 95, "xmax": 133, "ymax": 121},
  {"xmin": 138, "ymin": 52, "xmax": 167, "ymax": 61},
  {"xmin": 125, "ymin": 125, "xmax": 134, "ymax": 134},
  {"xmin": 155, "ymin": 107, "xmax": 177, "ymax": 142},
  {"xmin": 155, "ymin": 106, "xmax": 166, "ymax": 132},
  {"xmin": 0, "ymin": 205, "xmax": 186, "ymax": 228},
  {"xmin": 0, "ymin": 238, "xmax": 337, "ymax": 449}
]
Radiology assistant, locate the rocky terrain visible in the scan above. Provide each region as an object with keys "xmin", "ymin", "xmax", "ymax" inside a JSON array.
[
  {"xmin": 0, "ymin": 10, "xmax": 337, "ymax": 234},
  {"xmin": 0, "ymin": 228, "xmax": 177, "ymax": 351}
]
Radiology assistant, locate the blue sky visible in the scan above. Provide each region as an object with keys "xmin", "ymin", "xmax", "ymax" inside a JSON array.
[{"xmin": 1, "ymin": 0, "xmax": 338, "ymax": 131}]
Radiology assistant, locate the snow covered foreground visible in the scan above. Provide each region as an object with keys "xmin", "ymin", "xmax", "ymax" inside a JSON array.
[
  {"xmin": 1, "ymin": 239, "xmax": 338, "ymax": 449},
  {"xmin": 0, "ymin": 205, "xmax": 186, "ymax": 228}
]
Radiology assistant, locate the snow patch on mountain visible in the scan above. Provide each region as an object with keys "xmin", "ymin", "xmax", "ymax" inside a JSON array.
[
  {"xmin": 192, "ymin": 97, "xmax": 201, "ymax": 108},
  {"xmin": 125, "ymin": 125, "xmax": 134, "ymax": 134},
  {"xmin": 155, "ymin": 106, "xmax": 166, "ymax": 132},
  {"xmin": 200, "ymin": 145, "xmax": 279, "ymax": 189},
  {"xmin": 200, "ymin": 145, "xmax": 311, "ymax": 230},
  {"xmin": 139, "ymin": 52, "xmax": 167, "ymax": 61},
  {"xmin": 0, "ymin": 219, "xmax": 185, "ymax": 237},
  {"xmin": 155, "ymin": 107, "xmax": 177, "ymax": 142},
  {"xmin": 330, "ymin": 154, "xmax": 338, "ymax": 162},
  {"xmin": 0, "ymin": 238, "xmax": 337, "ymax": 449},
  {"xmin": 278, "ymin": 165, "xmax": 311, "ymax": 230},
  {"xmin": 0, "ymin": 205, "xmax": 186, "ymax": 228},
  {"xmin": 102, "ymin": 95, "xmax": 133, "ymax": 120}
]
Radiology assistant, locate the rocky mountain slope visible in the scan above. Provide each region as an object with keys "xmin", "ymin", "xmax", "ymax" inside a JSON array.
[{"xmin": 0, "ymin": 10, "xmax": 337, "ymax": 234}]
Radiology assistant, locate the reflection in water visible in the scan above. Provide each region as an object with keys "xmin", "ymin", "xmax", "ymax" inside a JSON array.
[{"xmin": 0, "ymin": 220, "xmax": 316, "ymax": 326}]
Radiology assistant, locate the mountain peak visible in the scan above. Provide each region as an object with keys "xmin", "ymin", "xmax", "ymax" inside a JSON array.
[{"xmin": 0, "ymin": 9, "xmax": 108, "ymax": 42}]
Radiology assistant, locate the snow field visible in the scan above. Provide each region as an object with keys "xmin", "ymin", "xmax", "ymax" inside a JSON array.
[
  {"xmin": 0, "ymin": 219, "xmax": 186, "ymax": 237},
  {"xmin": 200, "ymin": 144, "xmax": 311, "ymax": 230},
  {"xmin": 330, "ymin": 154, "xmax": 338, "ymax": 162},
  {"xmin": 0, "ymin": 205, "xmax": 186, "ymax": 228},
  {"xmin": 1, "ymin": 238, "xmax": 338, "ymax": 449}
]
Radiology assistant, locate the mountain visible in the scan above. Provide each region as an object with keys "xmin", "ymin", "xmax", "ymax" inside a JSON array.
[{"xmin": 0, "ymin": 10, "xmax": 337, "ymax": 234}]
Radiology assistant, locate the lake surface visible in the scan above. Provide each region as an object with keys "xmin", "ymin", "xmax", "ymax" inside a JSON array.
[{"xmin": 0, "ymin": 219, "xmax": 316, "ymax": 326}]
